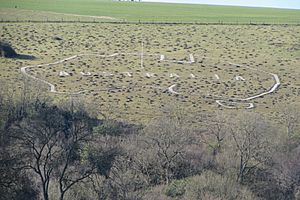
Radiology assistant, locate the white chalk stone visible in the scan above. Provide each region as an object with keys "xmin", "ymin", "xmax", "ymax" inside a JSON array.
[
  {"xmin": 169, "ymin": 73, "xmax": 180, "ymax": 78},
  {"xmin": 168, "ymin": 84, "xmax": 180, "ymax": 95},
  {"xmin": 189, "ymin": 54, "xmax": 195, "ymax": 63},
  {"xmin": 59, "ymin": 71, "xmax": 69, "ymax": 77},
  {"xmin": 124, "ymin": 72, "xmax": 132, "ymax": 77},
  {"xmin": 145, "ymin": 72, "xmax": 155, "ymax": 78},
  {"xmin": 80, "ymin": 72, "xmax": 91, "ymax": 76},
  {"xmin": 102, "ymin": 72, "xmax": 114, "ymax": 76},
  {"xmin": 235, "ymin": 76, "xmax": 245, "ymax": 81}
]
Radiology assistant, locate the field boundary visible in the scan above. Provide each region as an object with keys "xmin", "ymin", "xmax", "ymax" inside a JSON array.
[{"xmin": 1, "ymin": 19, "xmax": 300, "ymax": 26}]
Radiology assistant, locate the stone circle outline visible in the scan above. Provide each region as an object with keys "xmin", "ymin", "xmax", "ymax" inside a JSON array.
[{"xmin": 20, "ymin": 50, "xmax": 280, "ymax": 109}]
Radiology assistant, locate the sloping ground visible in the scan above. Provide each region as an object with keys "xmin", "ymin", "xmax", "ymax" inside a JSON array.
[
  {"xmin": 0, "ymin": 0, "xmax": 300, "ymax": 23},
  {"xmin": 0, "ymin": 23, "xmax": 299, "ymax": 121},
  {"xmin": 0, "ymin": 8, "xmax": 119, "ymax": 22}
]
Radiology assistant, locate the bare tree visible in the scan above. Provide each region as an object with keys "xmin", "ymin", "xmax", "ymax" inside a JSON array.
[
  {"xmin": 11, "ymin": 106, "xmax": 61, "ymax": 200},
  {"xmin": 278, "ymin": 104, "xmax": 300, "ymax": 138},
  {"xmin": 10, "ymin": 102, "xmax": 98, "ymax": 200},
  {"xmin": 201, "ymin": 112, "xmax": 228, "ymax": 156},
  {"xmin": 272, "ymin": 145, "xmax": 300, "ymax": 199},
  {"xmin": 227, "ymin": 112, "xmax": 273, "ymax": 183},
  {"xmin": 56, "ymin": 108, "xmax": 98, "ymax": 200},
  {"xmin": 142, "ymin": 116, "xmax": 194, "ymax": 185}
]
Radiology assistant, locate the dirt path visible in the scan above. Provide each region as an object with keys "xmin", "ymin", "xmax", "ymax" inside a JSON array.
[{"xmin": 42, "ymin": 11, "xmax": 119, "ymax": 20}]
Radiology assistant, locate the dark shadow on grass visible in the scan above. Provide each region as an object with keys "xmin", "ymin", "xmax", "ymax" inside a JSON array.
[
  {"xmin": 4, "ymin": 54, "xmax": 37, "ymax": 60},
  {"xmin": 15, "ymin": 54, "xmax": 37, "ymax": 60},
  {"xmin": 0, "ymin": 41, "xmax": 36, "ymax": 60}
]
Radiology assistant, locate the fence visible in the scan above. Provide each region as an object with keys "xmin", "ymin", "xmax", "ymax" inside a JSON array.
[{"xmin": 0, "ymin": 18, "xmax": 300, "ymax": 26}]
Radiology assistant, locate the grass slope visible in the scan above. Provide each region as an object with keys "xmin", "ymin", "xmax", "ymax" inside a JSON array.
[
  {"xmin": 0, "ymin": 0, "xmax": 300, "ymax": 23},
  {"xmin": 1, "ymin": 23, "xmax": 299, "ymax": 122}
]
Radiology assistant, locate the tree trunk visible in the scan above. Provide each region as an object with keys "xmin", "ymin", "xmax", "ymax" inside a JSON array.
[
  {"xmin": 42, "ymin": 179, "xmax": 49, "ymax": 200},
  {"xmin": 42, "ymin": 188, "xmax": 49, "ymax": 200},
  {"xmin": 238, "ymin": 155, "xmax": 245, "ymax": 183},
  {"xmin": 59, "ymin": 191, "xmax": 65, "ymax": 200},
  {"xmin": 165, "ymin": 168, "xmax": 169, "ymax": 185}
]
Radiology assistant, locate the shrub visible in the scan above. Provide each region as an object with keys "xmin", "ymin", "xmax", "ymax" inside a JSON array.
[
  {"xmin": 184, "ymin": 171, "xmax": 256, "ymax": 200},
  {"xmin": 165, "ymin": 179, "xmax": 188, "ymax": 198}
]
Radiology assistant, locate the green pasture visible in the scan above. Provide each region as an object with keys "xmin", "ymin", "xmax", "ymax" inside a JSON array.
[{"xmin": 0, "ymin": 0, "xmax": 300, "ymax": 23}]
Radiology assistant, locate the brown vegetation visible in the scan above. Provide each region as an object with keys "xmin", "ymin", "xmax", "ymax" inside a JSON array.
[{"xmin": 0, "ymin": 80, "xmax": 300, "ymax": 200}]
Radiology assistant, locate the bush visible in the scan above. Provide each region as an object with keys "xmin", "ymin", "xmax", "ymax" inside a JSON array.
[
  {"xmin": 165, "ymin": 179, "xmax": 188, "ymax": 198},
  {"xmin": 93, "ymin": 120, "xmax": 141, "ymax": 136},
  {"xmin": 184, "ymin": 171, "xmax": 256, "ymax": 200}
]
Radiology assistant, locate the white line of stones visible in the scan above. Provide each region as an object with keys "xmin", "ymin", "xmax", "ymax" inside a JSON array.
[
  {"xmin": 214, "ymin": 63, "xmax": 280, "ymax": 109},
  {"xmin": 20, "ymin": 53, "xmax": 280, "ymax": 109}
]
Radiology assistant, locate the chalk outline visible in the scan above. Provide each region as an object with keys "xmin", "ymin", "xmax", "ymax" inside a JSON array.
[{"xmin": 20, "ymin": 53, "xmax": 280, "ymax": 109}]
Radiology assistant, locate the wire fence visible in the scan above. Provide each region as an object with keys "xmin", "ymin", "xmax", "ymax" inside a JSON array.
[{"xmin": 0, "ymin": 18, "xmax": 300, "ymax": 26}]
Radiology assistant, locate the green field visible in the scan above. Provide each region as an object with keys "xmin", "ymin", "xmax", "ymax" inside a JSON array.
[{"xmin": 0, "ymin": 0, "xmax": 300, "ymax": 23}]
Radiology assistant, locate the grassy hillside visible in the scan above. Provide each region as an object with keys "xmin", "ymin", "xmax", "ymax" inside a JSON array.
[
  {"xmin": 0, "ymin": 0, "xmax": 300, "ymax": 23},
  {"xmin": 1, "ymin": 22, "xmax": 299, "ymax": 121}
]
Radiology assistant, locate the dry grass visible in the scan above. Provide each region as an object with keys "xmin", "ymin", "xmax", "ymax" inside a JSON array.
[{"xmin": 1, "ymin": 23, "xmax": 299, "ymax": 122}]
